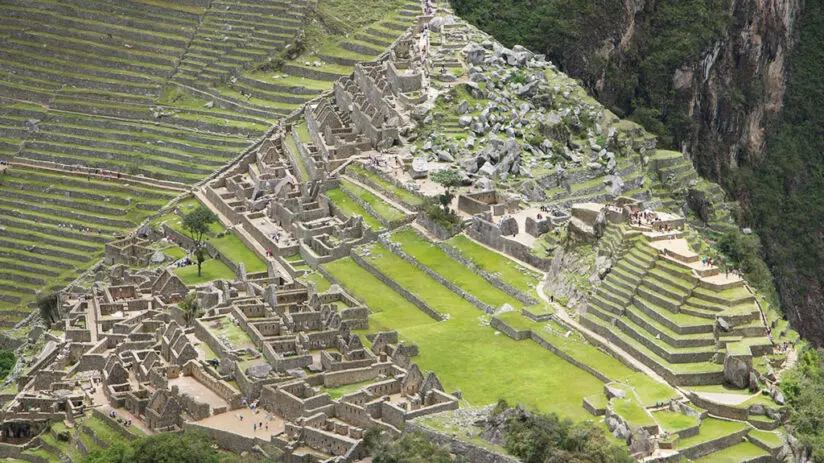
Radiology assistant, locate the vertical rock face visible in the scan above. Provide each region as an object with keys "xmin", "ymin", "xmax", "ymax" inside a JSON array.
[
  {"xmin": 680, "ymin": 0, "xmax": 801, "ymax": 178},
  {"xmin": 592, "ymin": 0, "xmax": 801, "ymax": 180}
]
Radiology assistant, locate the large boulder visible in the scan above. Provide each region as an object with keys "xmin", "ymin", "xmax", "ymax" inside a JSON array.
[
  {"xmin": 723, "ymin": 356, "xmax": 750, "ymax": 389},
  {"xmin": 478, "ymin": 162, "xmax": 497, "ymax": 178},
  {"xmin": 463, "ymin": 43, "xmax": 486, "ymax": 65},
  {"xmin": 411, "ymin": 157, "xmax": 429, "ymax": 179}
]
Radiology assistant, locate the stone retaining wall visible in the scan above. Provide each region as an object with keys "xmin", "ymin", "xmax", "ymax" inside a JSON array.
[
  {"xmin": 381, "ymin": 238, "xmax": 494, "ymax": 314},
  {"xmin": 678, "ymin": 425, "xmax": 750, "ymax": 460},
  {"xmin": 467, "ymin": 215, "xmax": 552, "ymax": 271},
  {"xmin": 349, "ymin": 251, "xmax": 444, "ymax": 321},
  {"xmin": 434, "ymin": 240, "xmax": 539, "ymax": 305},
  {"xmin": 490, "ymin": 317, "xmax": 529, "ymax": 340}
]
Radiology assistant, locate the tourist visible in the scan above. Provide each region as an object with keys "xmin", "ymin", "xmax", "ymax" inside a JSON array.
[{"xmin": 253, "ymin": 423, "xmax": 257, "ymax": 431}]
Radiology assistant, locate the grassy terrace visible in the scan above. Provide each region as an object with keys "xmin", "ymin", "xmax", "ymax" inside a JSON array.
[
  {"xmin": 174, "ymin": 259, "xmax": 235, "ymax": 286},
  {"xmin": 340, "ymin": 178, "xmax": 407, "ymax": 222},
  {"xmin": 325, "ymin": 188, "xmax": 384, "ymax": 230},
  {"xmin": 677, "ymin": 418, "xmax": 749, "ymax": 449},
  {"xmin": 0, "ymin": 165, "xmax": 176, "ymax": 317},
  {"xmin": 208, "ymin": 233, "xmax": 267, "ymax": 274},
  {"xmin": 445, "ymin": 234, "xmax": 542, "ymax": 294},
  {"xmin": 693, "ymin": 441, "xmax": 769, "ymax": 463},
  {"xmin": 324, "ymin": 251, "xmax": 606, "ymax": 421},
  {"xmin": 390, "ymin": 227, "xmax": 523, "ymax": 309},
  {"xmin": 347, "ymin": 164, "xmax": 424, "ymax": 207}
]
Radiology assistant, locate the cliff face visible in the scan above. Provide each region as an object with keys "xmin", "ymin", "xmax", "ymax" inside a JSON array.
[{"xmin": 590, "ymin": 0, "xmax": 801, "ymax": 180}]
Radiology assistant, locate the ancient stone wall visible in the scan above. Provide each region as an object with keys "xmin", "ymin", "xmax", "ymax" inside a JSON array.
[{"xmin": 350, "ymin": 251, "xmax": 443, "ymax": 321}]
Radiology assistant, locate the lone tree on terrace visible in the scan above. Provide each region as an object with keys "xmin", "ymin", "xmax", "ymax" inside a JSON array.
[
  {"xmin": 181, "ymin": 205, "xmax": 217, "ymax": 277},
  {"xmin": 179, "ymin": 292, "xmax": 201, "ymax": 326},
  {"xmin": 431, "ymin": 169, "xmax": 462, "ymax": 212}
]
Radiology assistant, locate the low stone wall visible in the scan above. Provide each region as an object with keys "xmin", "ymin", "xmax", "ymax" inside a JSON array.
[
  {"xmin": 467, "ymin": 216, "xmax": 552, "ymax": 271},
  {"xmin": 434, "ymin": 241, "xmax": 539, "ymax": 305},
  {"xmin": 529, "ymin": 330, "xmax": 612, "ymax": 383},
  {"xmin": 415, "ymin": 212, "xmax": 462, "ymax": 241},
  {"xmin": 182, "ymin": 421, "xmax": 270, "ymax": 455},
  {"xmin": 381, "ymin": 238, "xmax": 494, "ymax": 314},
  {"xmin": 350, "ymin": 251, "xmax": 444, "ymax": 321},
  {"xmin": 678, "ymin": 425, "xmax": 750, "ymax": 460},
  {"xmin": 405, "ymin": 422, "xmax": 519, "ymax": 463},
  {"xmin": 687, "ymin": 393, "xmax": 749, "ymax": 421},
  {"xmin": 490, "ymin": 317, "xmax": 530, "ymax": 340}
]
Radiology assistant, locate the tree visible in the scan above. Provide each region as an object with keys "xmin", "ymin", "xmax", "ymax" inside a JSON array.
[
  {"xmin": 181, "ymin": 206, "xmax": 217, "ymax": 277},
  {"xmin": 367, "ymin": 431, "xmax": 462, "ymax": 463},
  {"xmin": 83, "ymin": 430, "xmax": 221, "ymax": 463},
  {"xmin": 430, "ymin": 170, "xmax": 462, "ymax": 212},
  {"xmin": 0, "ymin": 351, "xmax": 15, "ymax": 381},
  {"xmin": 37, "ymin": 292, "xmax": 60, "ymax": 325},
  {"xmin": 179, "ymin": 292, "xmax": 201, "ymax": 326}
]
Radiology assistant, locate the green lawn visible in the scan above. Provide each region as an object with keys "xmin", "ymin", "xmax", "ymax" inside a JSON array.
[
  {"xmin": 348, "ymin": 165, "xmax": 424, "ymax": 207},
  {"xmin": 652, "ymin": 410, "xmax": 698, "ymax": 433},
  {"xmin": 678, "ymin": 418, "xmax": 749, "ymax": 448},
  {"xmin": 299, "ymin": 272, "xmax": 332, "ymax": 293},
  {"xmin": 445, "ymin": 234, "xmax": 542, "ymax": 294},
  {"xmin": 174, "ymin": 259, "xmax": 235, "ymax": 285},
  {"xmin": 619, "ymin": 372, "xmax": 680, "ymax": 407},
  {"xmin": 611, "ymin": 398, "xmax": 656, "ymax": 427},
  {"xmin": 208, "ymin": 233, "xmax": 267, "ymax": 273},
  {"xmin": 391, "ymin": 228, "xmax": 523, "ymax": 309},
  {"xmin": 324, "ymin": 255, "xmax": 606, "ymax": 421},
  {"xmin": 340, "ymin": 179, "xmax": 406, "ymax": 222},
  {"xmin": 320, "ymin": 379, "xmax": 376, "ymax": 399},
  {"xmin": 326, "ymin": 188, "xmax": 383, "ymax": 230},
  {"xmin": 693, "ymin": 441, "xmax": 768, "ymax": 463}
]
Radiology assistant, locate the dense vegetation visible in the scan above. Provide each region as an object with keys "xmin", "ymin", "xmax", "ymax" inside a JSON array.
[
  {"xmin": 364, "ymin": 405, "xmax": 633, "ymax": 462},
  {"xmin": 365, "ymin": 430, "xmax": 465, "ymax": 462},
  {"xmin": 735, "ymin": 0, "xmax": 824, "ymax": 344},
  {"xmin": 0, "ymin": 350, "xmax": 14, "ymax": 381},
  {"xmin": 449, "ymin": 0, "xmax": 730, "ymax": 147},
  {"xmin": 781, "ymin": 347, "xmax": 824, "ymax": 461},
  {"xmin": 82, "ymin": 431, "xmax": 254, "ymax": 463},
  {"xmin": 500, "ymin": 405, "xmax": 635, "ymax": 463}
]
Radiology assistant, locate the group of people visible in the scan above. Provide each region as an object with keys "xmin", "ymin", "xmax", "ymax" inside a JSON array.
[
  {"xmin": 56, "ymin": 223, "xmax": 102, "ymax": 234},
  {"xmin": 630, "ymin": 209, "xmax": 658, "ymax": 226},
  {"xmin": 239, "ymin": 397, "xmax": 273, "ymax": 433},
  {"xmin": 108, "ymin": 410, "xmax": 133, "ymax": 427}
]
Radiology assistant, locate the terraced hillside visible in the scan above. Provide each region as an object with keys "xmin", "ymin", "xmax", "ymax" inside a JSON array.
[
  {"xmin": 0, "ymin": 0, "xmax": 420, "ymax": 325},
  {"xmin": 0, "ymin": 164, "xmax": 177, "ymax": 325}
]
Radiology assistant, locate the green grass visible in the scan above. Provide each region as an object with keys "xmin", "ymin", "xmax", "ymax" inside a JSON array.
[
  {"xmin": 652, "ymin": 410, "xmax": 698, "ymax": 433},
  {"xmin": 208, "ymin": 233, "xmax": 267, "ymax": 273},
  {"xmin": 693, "ymin": 441, "xmax": 768, "ymax": 463},
  {"xmin": 324, "ymin": 256, "xmax": 606, "ymax": 421},
  {"xmin": 340, "ymin": 179, "xmax": 406, "ymax": 222},
  {"xmin": 618, "ymin": 373, "xmax": 680, "ymax": 407},
  {"xmin": 174, "ymin": 259, "xmax": 235, "ymax": 285},
  {"xmin": 391, "ymin": 228, "xmax": 523, "ymax": 309},
  {"xmin": 326, "ymin": 188, "xmax": 383, "ymax": 230},
  {"xmin": 299, "ymin": 272, "xmax": 332, "ymax": 293},
  {"xmin": 84, "ymin": 416, "xmax": 128, "ymax": 445},
  {"xmin": 348, "ymin": 165, "xmax": 424, "ymax": 207},
  {"xmin": 678, "ymin": 418, "xmax": 749, "ymax": 448},
  {"xmin": 445, "ymin": 234, "xmax": 542, "ymax": 294},
  {"xmin": 611, "ymin": 397, "xmax": 656, "ymax": 427},
  {"xmin": 748, "ymin": 429, "xmax": 783, "ymax": 449},
  {"xmin": 319, "ymin": 379, "xmax": 376, "ymax": 399}
]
